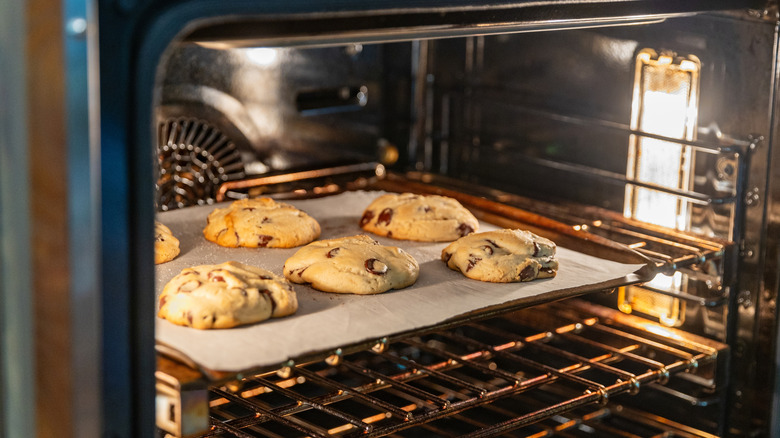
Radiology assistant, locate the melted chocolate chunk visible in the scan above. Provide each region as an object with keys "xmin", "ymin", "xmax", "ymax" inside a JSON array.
[
  {"xmin": 289, "ymin": 267, "xmax": 307, "ymax": 278},
  {"xmin": 360, "ymin": 210, "xmax": 375, "ymax": 226},
  {"xmin": 210, "ymin": 275, "xmax": 225, "ymax": 283},
  {"xmin": 365, "ymin": 258, "xmax": 388, "ymax": 275},
  {"xmin": 486, "ymin": 239, "xmax": 501, "ymax": 249},
  {"xmin": 532, "ymin": 242, "xmax": 540, "ymax": 257},
  {"xmin": 466, "ymin": 256, "xmax": 481, "ymax": 272},
  {"xmin": 257, "ymin": 235, "xmax": 273, "ymax": 247},
  {"xmin": 519, "ymin": 265, "xmax": 536, "ymax": 281},
  {"xmin": 377, "ymin": 208, "xmax": 394, "ymax": 225},
  {"xmin": 326, "ymin": 247, "xmax": 340, "ymax": 258},
  {"xmin": 260, "ymin": 289, "xmax": 276, "ymax": 312},
  {"xmin": 457, "ymin": 223, "xmax": 475, "ymax": 237}
]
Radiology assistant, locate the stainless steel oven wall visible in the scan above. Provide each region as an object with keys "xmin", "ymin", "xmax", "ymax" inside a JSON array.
[
  {"xmin": 158, "ymin": 43, "xmax": 412, "ymax": 175},
  {"xmin": 419, "ymin": 11, "xmax": 779, "ymax": 435}
]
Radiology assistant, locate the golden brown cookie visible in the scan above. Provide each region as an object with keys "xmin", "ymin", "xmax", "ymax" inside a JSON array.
[
  {"xmin": 155, "ymin": 221, "xmax": 180, "ymax": 264},
  {"xmin": 284, "ymin": 235, "xmax": 419, "ymax": 295},
  {"xmin": 158, "ymin": 261, "xmax": 298, "ymax": 329},
  {"xmin": 441, "ymin": 229, "xmax": 558, "ymax": 283},
  {"xmin": 359, "ymin": 193, "xmax": 479, "ymax": 242},
  {"xmin": 203, "ymin": 198, "xmax": 321, "ymax": 248}
]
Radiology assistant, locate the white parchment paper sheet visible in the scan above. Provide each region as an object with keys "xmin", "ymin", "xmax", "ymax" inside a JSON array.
[{"xmin": 155, "ymin": 191, "xmax": 645, "ymax": 373}]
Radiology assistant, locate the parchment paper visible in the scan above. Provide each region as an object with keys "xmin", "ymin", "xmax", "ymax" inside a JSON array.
[{"xmin": 155, "ymin": 191, "xmax": 646, "ymax": 373}]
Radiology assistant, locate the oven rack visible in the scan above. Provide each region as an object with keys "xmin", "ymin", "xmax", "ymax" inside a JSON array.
[
  {"xmin": 158, "ymin": 299, "xmax": 726, "ymax": 437},
  {"xmin": 216, "ymin": 166, "xmax": 733, "ymax": 309}
]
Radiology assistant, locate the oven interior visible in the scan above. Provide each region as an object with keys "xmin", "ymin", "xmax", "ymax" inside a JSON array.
[{"xmin": 153, "ymin": 7, "xmax": 776, "ymax": 437}]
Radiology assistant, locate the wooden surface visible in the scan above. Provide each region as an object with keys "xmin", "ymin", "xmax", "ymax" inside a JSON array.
[{"xmin": 27, "ymin": 0, "xmax": 72, "ymax": 436}]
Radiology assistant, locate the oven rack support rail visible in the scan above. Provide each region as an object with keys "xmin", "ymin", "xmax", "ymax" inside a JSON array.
[{"xmin": 156, "ymin": 300, "xmax": 727, "ymax": 437}]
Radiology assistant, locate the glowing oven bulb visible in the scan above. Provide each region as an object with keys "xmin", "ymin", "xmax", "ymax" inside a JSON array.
[{"xmin": 620, "ymin": 49, "xmax": 700, "ymax": 326}]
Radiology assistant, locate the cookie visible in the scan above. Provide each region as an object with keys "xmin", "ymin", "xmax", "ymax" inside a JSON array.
[
  {"xmin": 158, "ymin": 261, "xmax": 298, "ymax": 329},
  {"xmin": 284, "ymin": 235, "xmax": 420, "ymax": 295},
  {"xmin": 441, "ymin": 229, "xmax": 558, "ymax": 283},
  {"xmin": 155, "ymin": 221, "xmax": 180, "ymax": 264},
  {"xmin": 359, "ymin": 193, "xmax": 479, "ymax": 242},
  {"xmin": 203, "ymin": 197, "xmax": 321, "ymax": 248}
]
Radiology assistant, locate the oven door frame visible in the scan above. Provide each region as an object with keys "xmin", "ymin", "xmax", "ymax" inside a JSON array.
[{"xmin": 91, "ymin": 0, "xmax": 770, "ymax": 436}]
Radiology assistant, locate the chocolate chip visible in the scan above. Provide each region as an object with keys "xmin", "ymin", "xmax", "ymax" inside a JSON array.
[
  {"xmin": 365, "ymin": 258, "xmax": 388, "ymax": 275},
  {"xmin": 260, "ymin": 289, "xmax": 276, "ymax": 312},
  {"xmin": 457, "ymin": 223, "xmax": 475, "ymax": 237},
  {"xmin": 159, "ymin": 295, "xmax": 168, "ymax": 308},
  {"xmin": 533, "ymin": 242, "xmax": 540, "ymax": 257},
  {"xmin": 261, "ymin": 217, "xmax": 271, "ymax": 224},
  {"xmin": 240, "ymin": 289, "xmax": 248, "ymax": 297},
  {"xmin": 257, "ymin": 235, "xmax": 273, "ymax": 247},
  {"xmin": 186, "ymin": 311, "xmax": 193, "ymax": 325},
  {"xmin": 386, "ymin": 231, "xmax": 393, "ymax": 238},
  {"xmin": 378, "ymin": 208, "xmax": 393, "ymax": 225},
  {"xmin": 289, "ymin": 267, "xmax": 307, "ymax": 278},
  {"xmin": 466, "ymin": 256, "xmax": 481, "ymax": 272},
  {"xmin": 520, "ymin": 265, "xmax": 535, "ymax": 281},
  {"xmin": 443, "ymin": 252, "xmax": 452, "ymax": 263},
  {"xmin": 486, "ymin": 239, "xmax": 501, "ymax": 249},
  {"xmin": 327, "ymin": 247, "xmax": 340, "ymax": 258},
  {"xmin": 243, "ymin": 207, "xmax": 256, "ymax": 211},
  {"xmin": 210, "ymin": 275, "xmax": 225, "ymax": 283},
  {"xmin": 360, "ymin": 210, "xmax": 375, "ymax": 226},
  {"xmin": 423, "ymin": 205, "xmax": 433, "ymax": 213},
  {"xmin": 259, "ymin": 274, "xmax": 272, "ymax": 280},
  {"xmin": 482, "ymin": 245, "xmax": 493, "ymax": 255}
]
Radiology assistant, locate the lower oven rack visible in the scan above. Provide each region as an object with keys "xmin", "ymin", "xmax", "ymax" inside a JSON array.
[{"xmin": 157, "ymin": 299, "xmax": 727, "ymax": 437}]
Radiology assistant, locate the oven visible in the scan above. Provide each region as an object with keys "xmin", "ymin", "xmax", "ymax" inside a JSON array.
[{"xmin": 3, "ymin": 0, "xmax": 780, "ymax": 437}]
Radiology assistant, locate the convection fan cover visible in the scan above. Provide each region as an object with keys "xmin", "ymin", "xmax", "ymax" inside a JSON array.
[{"xmin": 157, "ymin": 118, "xmax": 246, "ymax": 211}]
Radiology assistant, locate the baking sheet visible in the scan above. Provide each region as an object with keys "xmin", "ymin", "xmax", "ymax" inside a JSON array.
[{"xmin": 155, "ymin": 191, "xmax": 646, "ymax": 373}]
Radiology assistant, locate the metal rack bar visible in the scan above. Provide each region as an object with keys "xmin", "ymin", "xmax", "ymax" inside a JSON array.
[{"xmin": 195, "ymin": 301, "xmax": 725, "ymax": 438}]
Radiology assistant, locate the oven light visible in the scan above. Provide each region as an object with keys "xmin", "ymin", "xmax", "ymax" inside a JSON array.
[
  {"xmin": 625, "ymin": 49, "xmax": 700, "ymax": 231},
  {"xmin": 618, "ymin": 272, "xmax": 686, "ymax": 327},
  {"xmin": 244, "ymin": 47, "xmax": 280, "ymax": 66}
]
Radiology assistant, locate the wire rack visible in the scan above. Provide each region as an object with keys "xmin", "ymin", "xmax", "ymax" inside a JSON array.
[{"xmin": 180, "ymin": 300, "xmax": 724, "ymax": 438}]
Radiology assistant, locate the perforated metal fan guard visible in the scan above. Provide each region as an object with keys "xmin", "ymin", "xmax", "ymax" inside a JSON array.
[{"xmin": 157, "ymin": 118, "xmax": 246, "ymax": 211}]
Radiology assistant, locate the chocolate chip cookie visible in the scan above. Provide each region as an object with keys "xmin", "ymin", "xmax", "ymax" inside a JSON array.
[
  {"xmin": 284, "ymin": 235, "xmax": 420, "ymax": 294},
  {"xmin": 441, "ymin": 229, "xmax": 558, "ymax": 283},
  {"xmin": 359, "ymin": 193, "xmax": 479, "ymax": 242},
  {"xmin": 203, "ymin": 197, "xmax": 321, "ymax": 248},
  {"xmin": 158, "ymin": 261, "xmax": 298, "ymax": 329},
  {"xmin": 155, "ymin": 221, "xmax": 180, "ymax": 264}
]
